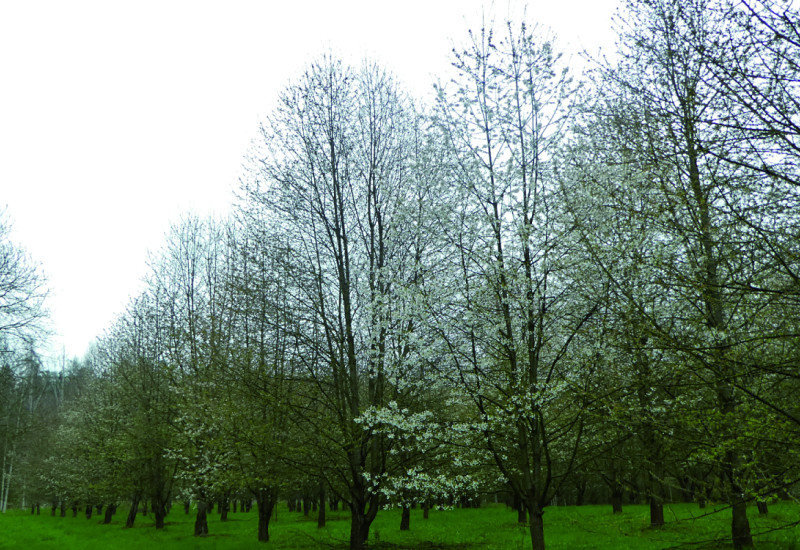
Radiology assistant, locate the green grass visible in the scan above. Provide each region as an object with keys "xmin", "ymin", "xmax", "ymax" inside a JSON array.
[{"xmin": 1, "ymin": 502, "xmax": 799, "ymax": 549}]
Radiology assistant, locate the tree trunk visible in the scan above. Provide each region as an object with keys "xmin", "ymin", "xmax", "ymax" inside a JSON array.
[
  {"xmin": 575, "ymin": 480, "xmax": 587, "ymax": 506},
  {"xmin": 317, "ymin": 484, "xmax": 326, "ymax": 528},
  {"xmin": 125, "ymin": 497, "xmax": 139, "ymax": 528},
  {"xmin": 71, "ymin": 505, "xmax": 77, "ymax": 517},
  {"xmin": 50, "ymin": 501, "xmax": 56, "ymax": 516},
  {"xmin": 85, "ymin": 504, "xmax": 93, "ymax": 520},
  {"xmin": 219, "ymin": 495, "xmax": 229, "ymax": 522},
  {"xmin": 184, "ymin": 500, "xmax": 190, "ymax": 514},
  {"xmin": 611, "ymin": 487, "xmax": 623, "ymax": 514},
  {"xmin": 423, "ymin": 501, "xmax": 429, "ymax": 519},
  {"xmin": 528, "ymin": 503, "xmax": 545, "ymax": 550},
  {"xmin": 194, "ymin": 500, "xmax": 209, "ymax": 536},
  {"xmin": 153, "ymin": 499, "xmax": 167, "ymax": 529},
  {"xmin": 349, "ymin": 509, "xmax": 373, "ymax": 550},
  {"xmin": 255, "ymin": 487, "xmax": 276, "ymax": 542},
  {"xmin": 400, "ymin": 505, "xmax": 410, "ymax": 531},
  {"xmin": 757, "ymin": 501, "xmax": 768, "ymax": 515},
  {"xmin": 103, "ymin": 504, "xmax": 114, "ymax": 524},
  {"xmin": 732, "ymin": 498, "xmax": 753, "ymax": 549},
  {"xmin": 649, "ymin": 497, "xmax": 664, "ymax": 527},
  {"xmin": 60, "ymin": 501, "xmax": 65, "ymax": 517},
  {"xmin": 514, "ymin": 493, "xmax": 527, "ymax": 523}
]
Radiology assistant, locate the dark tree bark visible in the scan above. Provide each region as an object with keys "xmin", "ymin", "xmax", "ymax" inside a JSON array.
[
  {"xmin": 254, "ymin": 487, "xmax": 276, "ymax": 543},
  {"xmin": 194, "ymin": 500, "xmax": 209, "ymax": 536},
  {"xmin": 400, "ymin": 505, "xmax": 410, "ymax": 531},
  {"xmin": 103, "ymin": 504, "xmax": 115, "ymax": 524},
  {"xmin": 528, "ymin": 504, "xmax": 545, "ymax": 550},
  {"xmin": 125, "ymin": 497, "xmax": 139, "ymax": 528},
  {"xmin": 60, "ymin": 501, "xmax": 65, "ymax": 517},
  {"xmin": 757, "ymin": 501, "xmax": 768, "ymax": 515},
  {"xmin": 649, "ymin": 498, "xmax": 664, "ymax": 527},
  {"xmin": 611, "ymin": 487, "xmax": 623, "ymax": 515},
  {"xmin": 575, "ymin": 480, "xmax": 587, "ymax": 506},
  {"xmin": 153, "ymin": 499, "xmax": 167, "ymax": 529},
  {"xmin": 219, "ymin": 493, "xmax": 229, "ymax": 522},
  {"xmin": 85, "ymin": 504, "xmax": 92, "ymax": 520},
  {"xmin": 317, "ymin": 484, "xmax": 326, "ymax": 529},
  {"xmin": 422, "ymin": 502, "xmax": 430, "ymax": 519}
]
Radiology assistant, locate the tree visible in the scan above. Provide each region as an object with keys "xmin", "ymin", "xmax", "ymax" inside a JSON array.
[
  {"xmin": 242, "ymin": 55, "xmax": 427, "ymax": 550},
  {"xmin": 0, "ymin": 210, "xmax": 48, "ymax": 342},
  {"xmin": 432, "ymin": 17, "xmax": 599, "ymax": 550},
  {"xmin": 579, "ymin": 0, "xmax": 800, "ymax": 545}
]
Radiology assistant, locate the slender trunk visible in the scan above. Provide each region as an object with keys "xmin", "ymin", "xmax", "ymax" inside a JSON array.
[
  {"xmin": 400, "ymin": 505, "xmax": 410, "ymax": 531},
  {"xmin": 85, "ymin": 504, "xmax": 92, "ymax": 520},
  {"xmin": 125, "ymin": 497, "xmax": 139, "ymax": 528},
  {"xmin": 611, "ymin": 487, "xmax": 623, "ymax": 514},
  {"xmin": 518, "ymin": 502, "xmax": 527, "ymax": 523},
  {"xmin": 514, "ymin": 493, "xmax": 526, "ymax": 523},
  {"xmin": 649, "ymin": 497, "xmax": 664, "ymax": 527},
  {"xmin": 103, "ymin": 504, "xmax": 114, "ymax": 524},
  {"xmin": 575, "ymin": 480, "xmax": 587, "ymax": 506},
  {"xmin": 255, "ymin": 487, "xmax": 275, "ymax": 543},
  {"xmin": 731, "ymin": 495, "xmax": 753, "ymax": 549},
  {"xmin": 60, "ymin": 501, "xmax": 65, "ymax": 517},
  {"xmin": 219, "ymin": 495, "xmax": 229, "ymax": 522},
  {"xmin": 528, "ymin": 502, "xmax": 545, "ymax": 550},
  {"xmin": 349, "ymin": 508, "xmax": 373, "ymax": 550},
  {"xmin": 757, "ymin": 501, "xmax": 768, "ymax": 515},
  {"xmin": 194, "ymin": 500, "xmax": 209, "ymax": 536},
  {"xmin": 153, "ymin": 499, "xmax": 167, "ymax": 529},
  {"xmin": 648, "ymin": 467, "xmax": 664, "ymax": 527},
  {"xmin": 317, "ymin": 484, "xmax": 326, "ymax": 528},
  {"xmin": 71, "ymin": 505, "xmax": 77, "ymax": 518},
  {"xmin": 423, "ymin": 501, "xmax": 429, "ymax": 519}
]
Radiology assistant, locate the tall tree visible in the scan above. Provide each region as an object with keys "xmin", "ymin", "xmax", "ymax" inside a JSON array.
[
  {"xmin": 581, "ymin": 0, "xmax": 800, "ymax": 545},
  {"xmin": 242, "ymin": 56, "xmax": 423, "ymax": 550},
  {"xmin": 433, "ymin": 17, "xmax": 598, "ymax": 550}
]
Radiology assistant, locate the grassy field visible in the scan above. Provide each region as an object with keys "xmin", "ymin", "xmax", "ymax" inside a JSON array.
[{"xmin": 0, "ymin": 501, "xmax": 798, "ymax": 549}]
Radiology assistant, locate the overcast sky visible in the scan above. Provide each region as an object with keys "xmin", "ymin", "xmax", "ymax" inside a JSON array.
[{"xmin": 0, "ymin": 0, "xmax": 619, "ymax": 365}]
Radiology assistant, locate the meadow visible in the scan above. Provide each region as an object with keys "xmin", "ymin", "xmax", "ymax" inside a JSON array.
[{"xmin": 1, "ymin": 502, "xmax": 799, "ymax": 549}]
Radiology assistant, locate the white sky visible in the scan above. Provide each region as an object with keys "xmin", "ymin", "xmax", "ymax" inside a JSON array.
[{"xmin": 0, "ymin": 0, "xmax": 619, "ymax": 365}]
